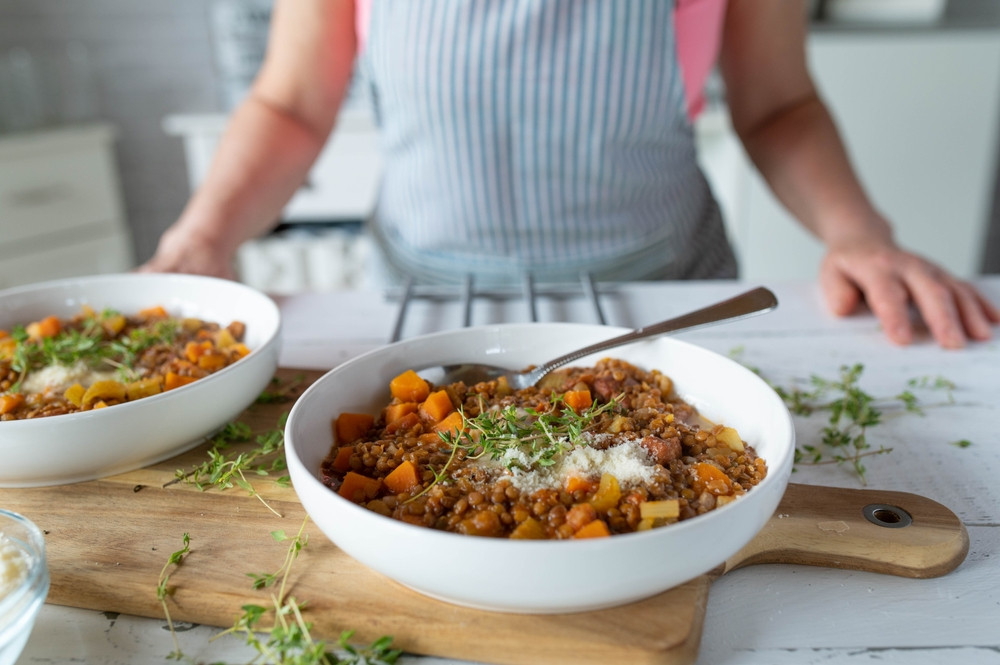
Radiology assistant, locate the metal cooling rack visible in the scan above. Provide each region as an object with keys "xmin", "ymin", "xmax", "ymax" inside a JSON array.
[{"xmin": 385, "ymin": 272, "xmax": 614, "ymax": 342}]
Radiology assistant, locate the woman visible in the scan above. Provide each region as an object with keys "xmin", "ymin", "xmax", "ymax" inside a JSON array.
[{"xmin": 142, "ymin": 0, "xmax": 998, "ymax": 348}]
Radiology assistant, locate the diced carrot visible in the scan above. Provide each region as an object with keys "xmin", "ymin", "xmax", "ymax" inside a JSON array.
[
  {"xmin": 26, "ymin": 315, "xmax": 61, "ymax": 339},
  {"xmin": 331, "ymin": 446, "xmax": 354, "ymax": 473},
  {"xmin": 563, "ymin": 389, "xmax": 593, "ymax": 414},
  {"xmin": 389, "ymin": 369, "xmax": 430, "ymax": 403},
  {"xmin": 419, "ymin": 389, "xmax": 454, "ymax": 424},
  {"xmin": 565, "ymin": 475, "xmax": 596, "ymax": 494},
  {"xmin": 385, "ymin": 411, "xmax": 420, "ymax": 434},
  {"xmin": 139, "ymin": 305, "xmax": 168, "ymax": 319},
  {"xmin": 574, "ymin": 519, "xmax": 611, "ymax": 539},
  {"xmin": 432, "ymin": 410, "xmax": 465, "ymax": 435},
  {"xmin": 691, "ymin": 462, "xmax": 734, "ymax": 496},
  {"xmin": 510, "ymin": 517, "xmax": 547, "ymax": 540},
  {"xmin": 338, "ymin": 471, "xmax": 382, "ymax": 502},
  {"xmin": 0, "ymin": 393, "xmax": 25, "ymax": 415},
  {"xmin": 185, "ymin": 340, "xmax": 213, "ymax": 363},
  {"xmin": 164, "ymin": 371, "xmax": 197, "ymax": 391},
  {"xmin": 231, "ymin": 343, "xmax": 250, "ymax": 359},
  {"xmin": 383, "ymin": 459, "xmax": 421, "ymax": 494},
  {"xmin": 334, "ymin": 412, "xmax": 375, "ymax": 444},
  {"xmin": 197, "ymin": 352, "xmax": 227, "ymax": 371},
  {"xmin": 384, "ymin": 402, "xmax": 418, "ymax": 425},
  {"xmin": 0, "ymin": 330, "xmax": 9, "ymax": 339}
]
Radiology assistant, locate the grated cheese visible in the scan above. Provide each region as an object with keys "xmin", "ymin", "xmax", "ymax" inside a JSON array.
[
  {"xmin": 477, "ymin": 433, "xmax": 658, "ymax": 495},
  {"xmin": 20, "ymin": 360, "xmax": 118, "ymax": 396},
  {"xmin": 0, "ymin": 532, "xmax": 30, "ymax": 600}
]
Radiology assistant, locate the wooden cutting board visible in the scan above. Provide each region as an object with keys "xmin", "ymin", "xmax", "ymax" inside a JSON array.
[{"xmin": 0, "ymin": 369, "xmax": 970, "ymax": 665}]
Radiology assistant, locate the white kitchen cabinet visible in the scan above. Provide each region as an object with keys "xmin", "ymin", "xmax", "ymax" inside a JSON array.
[
  {"xmin": 697, "ymin": 28, "xmax": 1000, "ymax": 282},
  {"xmin": 164, "ymin": 107, "xmax": 381, "ymax": 292},
  {"xmin": 163, "ymin": 108, "xmax": 381, "ymax": 223},
  {"xmin": 0, "ymin": 123, "xmax": 134, "ymax": 290}
]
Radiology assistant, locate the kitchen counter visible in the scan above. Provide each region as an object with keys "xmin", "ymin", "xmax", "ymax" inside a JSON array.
[{"xmin": 14, "ymin": 278, "xmax": 1000, "ymax": 665}]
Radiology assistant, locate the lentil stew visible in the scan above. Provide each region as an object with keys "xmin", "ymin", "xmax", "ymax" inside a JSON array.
[
  {"xmin": 321, "ymin": 358, "xmax": 767, "ymax": 539},
  {"xmin": 0, "ymin": 305, "xmax": 249, "ymax": 420}
]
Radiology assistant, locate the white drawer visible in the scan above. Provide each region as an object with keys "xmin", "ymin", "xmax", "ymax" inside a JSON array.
[
  {"xmin": 0, "ymin": 129, "xmax": 124, "ymax": 243},
  {"xmin": 0, "ymin": 230, "xmax": 133, "ymax": 291}
]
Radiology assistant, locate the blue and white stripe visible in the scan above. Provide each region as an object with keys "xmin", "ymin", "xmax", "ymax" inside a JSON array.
[{"xmin": 360, "ymin": 0, "xmax": 737, "ymax": 285}]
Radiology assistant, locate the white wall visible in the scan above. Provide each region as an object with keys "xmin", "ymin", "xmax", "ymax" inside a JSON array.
[{"xmin": 0, "ymin": 0, "xmax": 222, "ymax": 263}]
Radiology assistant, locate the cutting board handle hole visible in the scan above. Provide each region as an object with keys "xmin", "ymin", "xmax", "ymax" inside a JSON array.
[{"xmin": 863, "ymin": 503, "xmax": 912, "ymax": 529}]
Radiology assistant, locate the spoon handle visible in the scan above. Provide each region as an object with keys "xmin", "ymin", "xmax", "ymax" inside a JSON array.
[{"xmin": 532, "ymin": 286, "xmax": 778, "ymax": 377}]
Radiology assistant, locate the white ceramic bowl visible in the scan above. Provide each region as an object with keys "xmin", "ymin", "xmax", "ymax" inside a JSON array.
[
  {"xmin": 0, "ymin": 509, "xmax": 48, "ymax": 665},
  {"xmin": 285, "ymin": 323, "xmax": 795, "ymax": 614},
  {"xmin": 0, "ymin": 273, "xmax": 281, "ymax": 487}
]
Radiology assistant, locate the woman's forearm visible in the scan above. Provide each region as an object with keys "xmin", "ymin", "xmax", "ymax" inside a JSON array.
[
  {"xmin": 170, "ymin": 94, "xmax": 329, "ymax": 256},
  {"xmin": 736, "ymin": 93, "xmax": 894, "ymax": 250}
]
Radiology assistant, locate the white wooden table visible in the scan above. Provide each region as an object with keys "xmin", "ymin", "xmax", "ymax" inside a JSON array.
[{"xmin": 16, "ymin": 279, "xmax": 1000, "ymax": 665}]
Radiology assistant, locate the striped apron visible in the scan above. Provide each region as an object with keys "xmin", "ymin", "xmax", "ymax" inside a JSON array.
[{"xmin": 358, "ymin": 0, "xmax": 737, "ymax": 285}]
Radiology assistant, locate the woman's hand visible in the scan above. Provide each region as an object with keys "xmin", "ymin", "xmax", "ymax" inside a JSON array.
[
  {"xmin": 137, "ymin": 225, "xmax": 237, "ymax": 280},
  {"xmin": 819, "ymin": 241, "xmax": 1000, "ymax": 348}
]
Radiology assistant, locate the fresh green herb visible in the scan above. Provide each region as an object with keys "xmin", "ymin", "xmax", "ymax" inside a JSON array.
[
  {"xmin": 729, "ymin": 349, "xmax": 959, "ymax": 485},
  {"xmin": 6, "ymin": 313, "xmax": 179, "ymax": 385},
  {"xmin": 175, "ymin": 413, "xmax": 290, "ymax": 516},
  {"xmin": 255, "ymin": 374, "xmax": 306, "ymax": 404},
  {"xmin": 156, "ymin": 532, "xmax": 191, "ymax": 661},
  {"xmin": 246, "ymin": 528, "xmax": 309, "ymax": 591},
  {"xmin": 221, "ymin": 519, "xmax": 400, "ymax": 665},
  {"xmin": 158, "ymin": 521, "xmax": 400, "ymax": 665},
  {"xmin": 407, "ymin": 392, "xmax": 621, "ymax": 504},
  {"xmin": 951, "ymin": 439, "xmax": 973, "ymax": 448}
]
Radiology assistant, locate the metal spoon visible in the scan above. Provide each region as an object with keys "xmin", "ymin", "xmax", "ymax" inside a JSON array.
[{"xmin": 422, "ymin": 286, "xmax": 778, "ymax": 390}]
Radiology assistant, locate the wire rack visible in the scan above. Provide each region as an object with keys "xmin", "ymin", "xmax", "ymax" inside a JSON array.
[{"xmin": 385, "ymin": 272, "xmax": 615, "ymax": 342}]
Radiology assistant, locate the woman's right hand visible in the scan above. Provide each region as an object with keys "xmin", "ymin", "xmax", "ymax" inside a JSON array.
[{"xmin": 137, "ymin": 224, "xmax": 237, "ymax": 280}]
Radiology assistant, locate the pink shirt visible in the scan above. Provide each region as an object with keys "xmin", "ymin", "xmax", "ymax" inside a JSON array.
[{"xmin": 354, "ymin": 0, "xmax": 727, "ymax": 121}]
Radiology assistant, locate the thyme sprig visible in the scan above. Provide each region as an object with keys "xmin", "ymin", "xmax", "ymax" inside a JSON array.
[
  {"xmin": 237, "ymin": 522, "xmax": 401, "ymax": 665},
  {"xmin": 158, "ymin": 524, "xmax": 400, "ymax": 665},
  {"xmin": 7, "ymin": 314, "xmax": 178, "ymax": 383},
  {"xmin": 156, "ymin": 532, "xmax": 191, "ymax": 661},
  {"xmin": 406, "ymin": 392, "xmax": 621, "ymax": 504},
  {"xmin": 729, "ymin": 348, "xmax": 957, "ymax": 484},
  {"xmin": 174, "ymin": 414, "xmax": 290, "ymax": 517}
]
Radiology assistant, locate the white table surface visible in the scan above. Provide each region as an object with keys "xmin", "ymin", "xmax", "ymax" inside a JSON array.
[{"xmin": 16, "ymin": 278, "xmax": 1000, "ymax": 665}]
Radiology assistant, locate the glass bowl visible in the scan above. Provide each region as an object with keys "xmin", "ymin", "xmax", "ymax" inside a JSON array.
[{"xmin": 0, "ymin": 509, "xmax": 49, "ymax": 665}]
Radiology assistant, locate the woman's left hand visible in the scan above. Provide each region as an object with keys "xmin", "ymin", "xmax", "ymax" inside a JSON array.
[{"xmin": 819, "ymin": 241, "xmax": 1000, "ymax": 348}]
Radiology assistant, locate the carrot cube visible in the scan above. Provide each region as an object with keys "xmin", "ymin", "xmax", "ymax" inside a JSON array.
[
  {"xmin": 383, "ymin": 459, "xmax": 421, "ymax": 494},
  {"xmin": 338, "ymin": 471, "xmax": 382, "ymax": 502},
  {"xmin": 334, "ymin": 412, "xmax": 375, "ymax": 444},
  {"xmin": 432, "ymin": 411, "xmax": 465, "ymax": 435},
  {"xmin": 691, "ymin": 462, "xmax": 734, "ymax": 496},
  {"xmin": 574, "ymin": 519, "xmax": 611, "ymax": 539},
  {"xmin": 384, "ymin": 402, "xmax": 418, "ymax": 424},
  {"xmin": 563, "ymin": 389, "xmax": 593, "ymax": 414},
  {"xmin": 419, "ymin": 390, "xmax": 454, "ymax": 424},
  {"xmin": 385, "ymin": 411, "xmax": 420, "ymax": 434},
  {"xmin": 164, "ymin": 371, "xmax": 197, "ymax": 391},
  {"xmin": 331, "ymin": 446, "xmax": 354, "ymax": 473},
  {"xmin": 389, "ymin": 370, "xmax": 430, "ymax": 402}
]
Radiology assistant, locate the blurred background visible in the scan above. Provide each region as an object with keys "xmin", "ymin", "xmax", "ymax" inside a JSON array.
[{"xmin": 1, "ymin": 0, "xmax": 999, "ymax": 293}]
